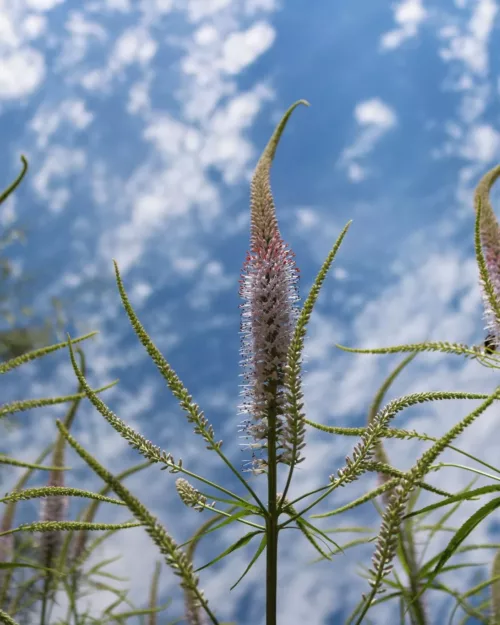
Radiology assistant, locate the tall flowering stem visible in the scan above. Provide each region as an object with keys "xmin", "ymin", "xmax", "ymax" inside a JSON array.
[
  {"xmin": 39, "ymin": 437, "xmax": 69, "ymax": 625},
  {"xmin": 39, "ymin": 350, "xmax": 85, "ymax": 625},
  {"xmin": 474, "ymin": 165, "xmax": 500, "ymax": 348},
  {"xmin": 239, "ymin": 99, "xmax": 308, "ymax": 625}
]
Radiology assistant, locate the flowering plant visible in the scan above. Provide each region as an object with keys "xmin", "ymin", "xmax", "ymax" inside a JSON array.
[{"xmin": 2, "ymin": 102, "xmax": 500, "ymax": 625}]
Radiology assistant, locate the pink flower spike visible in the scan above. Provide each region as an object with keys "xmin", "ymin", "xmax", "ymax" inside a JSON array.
[
  {"xmin": 239, "ymin": 101, "xmax": 308, "ymax": 474},
  {"xmin": 40, "ymin": 455, "xmax": 68, "ymax": 567},
  {"xmin": 474, "ymin": 165, "xmax": 500, "ymax": 346}
]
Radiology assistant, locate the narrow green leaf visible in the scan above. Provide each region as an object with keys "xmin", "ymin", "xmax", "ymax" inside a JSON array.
[
  {"xmin": 423, "ymin": 497, "xmax": 500, "ymax": 595},
  {"xmin": 230, "ymin": 535, "xmax": 267, "ymax": 590},
  {"xmin": 196, "ymin": 530, "xmax": 263, "ymax": 572},
  {"xmin": 404, "ymin": 484, "xmax": 500, "ymax": 520}
]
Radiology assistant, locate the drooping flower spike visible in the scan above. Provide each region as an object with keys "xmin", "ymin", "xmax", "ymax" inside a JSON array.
[
  {"xmin": 474, "ymin": 165, "xmax": 500, "ymax": 351},
  {"xmin": 239, "ymin": 100, "xmax": 309, "ymax": 474}
]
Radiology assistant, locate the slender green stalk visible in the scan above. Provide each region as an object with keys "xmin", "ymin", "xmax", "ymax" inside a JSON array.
[{"xmin": 266, "ymin": 401, "xmax": 278, "ymax": 625}]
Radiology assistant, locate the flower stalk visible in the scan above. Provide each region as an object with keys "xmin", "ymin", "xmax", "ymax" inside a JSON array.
[{"xmin": 239, "ymin": 100, "xmax": 308, "ymax": 625}]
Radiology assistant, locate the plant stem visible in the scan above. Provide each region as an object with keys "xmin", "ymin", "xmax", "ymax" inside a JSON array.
[
  {"xmin": 40, "ymin": 575, "xmax": 49, "ymax": 625},
  {"xmin": 266, "ymin": 401, "xmax": 279, "ymax": 625},
  {"xmin": 400, "ymin": 521, "xmax": 427, "ymax": 625}
]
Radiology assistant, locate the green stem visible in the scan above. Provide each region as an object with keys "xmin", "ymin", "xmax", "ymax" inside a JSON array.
[
  {"xmin": 266, "ymin": 402, "xmax": 278, "ymax": 625},
  {"xmin": 400, "ymin": 521, "xmax": 427, "ymax": 625},
  {"xmin": 40, "ymin": 575, "xmax": 49, "ymax": 625}
]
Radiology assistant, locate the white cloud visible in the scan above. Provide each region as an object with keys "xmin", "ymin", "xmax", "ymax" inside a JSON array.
[
  {"xmin": 244, "ymin": 0, "xmax": 278, "ymax": 13},
  {"xmin": 333, "ymin": 266, "xmax": 347, "ymax": 280},
  {"xmin": 188, "ymin": 260, "xmax": 234, "ymax": 310},
  {"xmin": 380, "ymin": 0, "xmax": 427, "ymax": 50},
  {"xmin": 0, "ymin": 10, "xmax": 20, "ymax": 46},
  {"xmin": 103, "ymin": 79, "xmax": 273, "ymax": 273},
  {"xmin": 110, "ymin": 27, "xmax": 158, "ymax": 71},
  {"xmin": 460, "ymin": 124, "xmax": 500, "ymax": 163},
  {"xmin": 128, "ymin": 280, "xmax": 153, "ymax": 305},
  {"xmin": 127, "ymin": 79, "xmax": 151, "ymax": 114},
  {"xmin": 22, "ymin": 13, "xmax": 47, "ymax": 38},
  {"xmin": 30, "ymin": 98, "xmax": 94, "ymax": 149},
  {"xmin": 13, "ymin": 0, "xmax": 279, "ymax": 278},
  {"xmin": 432, "ymin": 1, "xmax": 500, "ymax": 220},
  {"xmin": 180, "ymin": 19, "xmax": 275, "ymax": 120},
  {"xmin": 201, "ymin": 85, "xmax": 273, "ymax": 183},
  {"xmin": 184, "ymin": 0, "xmax": 233, "ymax": 22},
  {"xmin": 439, "ymin": 0, "xmax": 498, "ymax": 76},
  {"xmin": 219, "ymin": 21, "xmax": 275, "ymax": 74},
  {"xmin": 339, "ymin": 99, "xmax": 397, "ymax": 181},
  {"xmin": 185, "ymin": 20, "xmax": 276, "ymax": 77},
  {"xmin": 0, "ymin": 48, "xmax": 45, "ymax": 99},
  {"xmin": 32, "ymin": 146, "xmax": 87, "ymax": 212},
  {"xmin": 346, "ymin": 162, "xmax": 366, "ymax": 182},
  {"xmin": 104, "ymin": 0, "xmax": 132, "ymax": 10},
  {"xmin": 355, "ymin": 98, "xmax": 397, "ymax": 128},
  {"xmin": 25, "ymin": 0, "xmax": 64, "ymax": 11},
  {"xmin": 59, "ymin": 11, "xmax": 108, "ymax": 71}
]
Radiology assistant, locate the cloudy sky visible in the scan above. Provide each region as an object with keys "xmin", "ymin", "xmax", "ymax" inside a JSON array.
[{"xmin": 2, "ymin": 0, "xmax": 500, "ymax": 623}]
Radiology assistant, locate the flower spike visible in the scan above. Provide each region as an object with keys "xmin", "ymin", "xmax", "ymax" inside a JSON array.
[
  {"xmin": 239, "ymin": 100, "xmax": 308, "ymax": 474},
  {"xmin": 474, "ymin": 165, "xmax": 500, "ymax": 345}
]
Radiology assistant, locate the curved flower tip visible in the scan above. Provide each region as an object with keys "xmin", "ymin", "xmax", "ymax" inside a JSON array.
[
  {"xmin": 474, "ymin": 165, "xmax": 500, "ymax": 250},
  {"xmin": 474, "ymin": 165, "xmax": 500, "ymax": 344},
  {"xmin": 250, "ymin": 100, "xmax": 309, "ymax": 247}
]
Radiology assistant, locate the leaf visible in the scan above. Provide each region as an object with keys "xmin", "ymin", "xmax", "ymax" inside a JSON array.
[
  {"xmin": 196, "ymin": 530, "xmax": 263, "ymax": 572},
  {"xmin": 422, "ymin": 497, "xmax": 500, "ymax": 595},
  {"xmin": 230, "ymin": 535, "xmax": 267, "ymax": 590},
  {"xmin": 404, "ymin": 484, "xmax": 500, "ymax": 520}
]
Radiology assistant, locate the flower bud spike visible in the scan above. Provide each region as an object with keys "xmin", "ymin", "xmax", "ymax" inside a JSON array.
[
  {"xmin": 474, "ymin": 165, "xmax": 500, "ymax": 345},
  {"xmin": 239, "ymin": 101, "xmax": 308, "ymax": 475}
]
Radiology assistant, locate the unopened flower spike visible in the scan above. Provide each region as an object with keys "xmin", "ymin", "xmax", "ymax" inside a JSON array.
[
  {"xmin": 239, "ymin": 100, "xmax": 308, "ymax": 474},
  {"xmin": 176, "ymin": 478, "xmax": 208, "ymax": 512},
  {"xmin": 474, "ymin": 165, "xmax": 500, "ymax": 349}
]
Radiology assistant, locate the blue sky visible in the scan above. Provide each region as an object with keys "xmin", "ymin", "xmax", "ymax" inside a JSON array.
[{"xmin": 2, "ymin": 0, "xmax": 500, "ymax": 623}]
